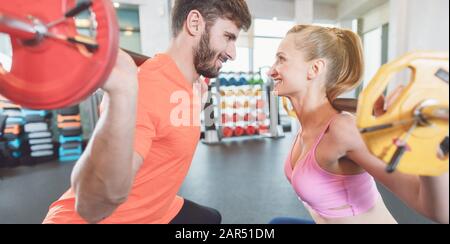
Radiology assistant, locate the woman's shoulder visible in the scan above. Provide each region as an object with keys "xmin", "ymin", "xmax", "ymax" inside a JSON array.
[
  {"xmin": 327, "ymin": 112, "xmax": 364, "ymax": 149},
  {"xmin": 330, "ymin": 112, "xmax": 357, "ymax": 132}
]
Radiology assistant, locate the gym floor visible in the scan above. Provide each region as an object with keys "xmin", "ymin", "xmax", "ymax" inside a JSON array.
[{"xmin": 0, "ymin": 130, "xmax": 434, "ymax": 224}]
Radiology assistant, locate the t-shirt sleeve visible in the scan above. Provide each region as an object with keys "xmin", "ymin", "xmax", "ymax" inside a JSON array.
[
  {"xmin": 133, "ymin": 99, "xmax": 157, "ymax": 159},
  {"xmin": 133, "ymin": 70, "xmax": 164, "ymax": 159}
]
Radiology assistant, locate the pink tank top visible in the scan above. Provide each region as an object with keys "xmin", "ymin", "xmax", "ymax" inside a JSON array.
[{"xmin": 285, "ymin": 114, "xmax": 380, "ymax": 218}]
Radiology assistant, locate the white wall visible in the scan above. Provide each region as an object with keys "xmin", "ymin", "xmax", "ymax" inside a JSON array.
[
  {"xmin": 246, "ymin": 0, "xmax": 295, "ymax": 21},
  {"xmin": 115, "ymin": 0, "xmax": 171, "ymax": 56},
  {"xmin": 389, "ymin": 0, "xmax": 449, "ymax": 60},
  {"xmin": 295, "ymin": 0, "xmax": 314, "ymax": 24},
  {"xmin": 314, "ymin": 2, "xmax": 337, "ymax": 23},
  {"xmin": 246, "ymin": 0, "xmax": 337, "ymax": 24},
  {"xmin": 361, "ymin": 2, "xmax": 389, "ymax": 33},
  {"xmin": 338, "ymin": 0, "xmax": 388, "ymax": 20}
]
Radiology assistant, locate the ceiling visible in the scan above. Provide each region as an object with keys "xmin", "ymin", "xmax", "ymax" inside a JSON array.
[{"xmin": 274, "ymin": 0, "xmax": 342, "ymax": 5}]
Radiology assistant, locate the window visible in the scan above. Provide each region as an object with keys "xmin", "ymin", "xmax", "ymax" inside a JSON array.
[
  {"xmin": 221, "ymin": 47, "xmax": 250, "ymax": 73},
  {"xmin": 254, "ymin": 19, "xmax": 296, "ymax": 38},
  {"xmin": 363, "ymin": 27, "xmax": 383, "ymax": 88},
  {"xmin": 253, "ymin": 38, "xmax": 282, "ymax": 72},
  {"xmin": 253, "ymin": 19, "xmax": 295, "ymax": 71},
  {"xmin": 75, "ymin": 3, "xmax": 142, "ymax": 53},
  {"xmin": 116, "ymin": 6, "xmax": 142, "ymax": 53}
]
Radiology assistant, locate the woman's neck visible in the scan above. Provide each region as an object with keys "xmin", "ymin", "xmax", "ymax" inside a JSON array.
[{"xmin": 289, "ymin": 89, "xmax": 338, "ymax": 130}]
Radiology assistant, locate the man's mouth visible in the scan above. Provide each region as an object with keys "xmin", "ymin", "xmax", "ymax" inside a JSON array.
[{"xmin": 217, "ymin": 56, "xmax": 228, "ymax": 67}]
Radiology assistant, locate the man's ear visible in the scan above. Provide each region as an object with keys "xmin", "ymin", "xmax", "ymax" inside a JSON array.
[
  {"xmin": 307, "ymin": 59, "xmax": 326, "ymax": 80},
  {"xmin": 186, "ymin": 10, "xmax": 205, "ymax": 36}
]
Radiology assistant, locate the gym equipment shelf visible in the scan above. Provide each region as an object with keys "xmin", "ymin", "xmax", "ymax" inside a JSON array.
[{"xmin": 202, "ymin": 71, "xmax": 286, "ymax": 144}]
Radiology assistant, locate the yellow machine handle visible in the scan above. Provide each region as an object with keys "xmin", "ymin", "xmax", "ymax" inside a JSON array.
[{"xmin": 282, "ymin": 97, "xmax": 297, "ymax": 118}]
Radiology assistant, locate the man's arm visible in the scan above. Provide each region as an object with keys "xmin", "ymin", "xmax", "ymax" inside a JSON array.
[{"xmin": 70, "ymin": 51, "xmax": 144, "ymax": 223}]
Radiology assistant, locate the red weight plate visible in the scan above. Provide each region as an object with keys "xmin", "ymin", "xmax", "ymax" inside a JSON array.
[{"xmin": 0, "ymin": 0, "xmax": 119, "ymax": 109}]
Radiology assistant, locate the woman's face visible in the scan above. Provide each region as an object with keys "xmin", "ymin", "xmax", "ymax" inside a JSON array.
[{"xmin": 268, "ymin": 34, "xmax": 311, "ymax": 97}]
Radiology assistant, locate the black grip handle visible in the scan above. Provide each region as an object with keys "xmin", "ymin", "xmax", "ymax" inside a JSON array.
[
  {"xmin": 0, "ymin": 115, "xmax": 8, "ymax": 138},
  {"xmin": 67, "ymin": 36, "xmax": 98, "ymax": 52},
  {"xmin": 440, "ymin": 136, "xmax": 449, "ymax": 157},
  {"xmin": 386, "ymin": 145, "xmax": 408, "ymax": 173},
  {"xmin": 361, "ymin": 123, "xmax": 393, "ymax": 133},
  {"xmin": 122, "ymin": 49, "xmax": 150, "ymax": 66},
  {"xmin": 65, "ymin": 1, "xmax": 93, "ymax": 18}
]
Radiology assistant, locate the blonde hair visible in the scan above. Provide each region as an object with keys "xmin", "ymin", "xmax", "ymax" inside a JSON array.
[{"xmin": 287, "ymin": 25, "xmax": 364, "ymax": 103}]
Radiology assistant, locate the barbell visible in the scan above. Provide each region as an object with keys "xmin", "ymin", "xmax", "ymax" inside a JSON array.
[{"xmin": 0, "ymin": 0, "xmax": 120, "ymax": 109}]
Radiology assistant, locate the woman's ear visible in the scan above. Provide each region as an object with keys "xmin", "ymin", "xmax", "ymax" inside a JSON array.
[
  {"xmin": 186, "ymin": 10, "xmax": 205, "ymax": 36},
  {"xmin": 307, "ymin": 59, "xmax": 326, "ymax": 80}
]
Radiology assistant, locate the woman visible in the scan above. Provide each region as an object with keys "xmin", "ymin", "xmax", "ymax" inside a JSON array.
[{"xmin": 268, "ymin": 25, "xmax": 449, "ymax": 224}]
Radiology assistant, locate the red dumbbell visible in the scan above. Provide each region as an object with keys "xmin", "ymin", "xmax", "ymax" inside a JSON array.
[
  {"xmin": 234, "ymin": 126, "xmax": 245, "ymax": 137},
  {"xmin": 222, "ymin": 127, "xmax": 234, "ymax": 138},
  {"xmin": 233, "ymin": 113, "xmax": 243, "ymax": 123},
  {"xmin": 244, "ymin": 113, "xmax": 253, "ymax": 122},
  {"xmin": 256, "ymin": 99, "xmax": 265, "ymax": 109},
  {"xmin": 257, "ymin": 112, "xmax": 267, "ymax": 121},
  {"xmin": 245, "ymin": 125, "xmax": 257, "ymax": 136}
]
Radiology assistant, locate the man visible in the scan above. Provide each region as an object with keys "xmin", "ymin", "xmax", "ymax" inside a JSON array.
[{"xmin": 43, "ymin": 0, "xmax": 252, "ymax": 224}]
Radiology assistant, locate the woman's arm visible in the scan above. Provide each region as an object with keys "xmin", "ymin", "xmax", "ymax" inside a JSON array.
[{"xmin": 330, "ymin": 114, "xmax": 449, "ymax": 223}]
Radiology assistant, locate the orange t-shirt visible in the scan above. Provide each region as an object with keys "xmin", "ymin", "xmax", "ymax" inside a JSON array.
[{"xmin": 43, "ymin": 54, "xmax": 201, "ymax": 224}]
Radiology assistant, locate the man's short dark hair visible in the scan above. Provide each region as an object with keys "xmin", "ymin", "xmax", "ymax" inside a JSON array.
[{"xmin": 171, "ymin": 0, "xmax": 252, "ymax": 37}]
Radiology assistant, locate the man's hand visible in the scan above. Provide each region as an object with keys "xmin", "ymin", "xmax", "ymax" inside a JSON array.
[{"xmin": 102, "ymin": 50, "xmax": 139, "ymax": 96}]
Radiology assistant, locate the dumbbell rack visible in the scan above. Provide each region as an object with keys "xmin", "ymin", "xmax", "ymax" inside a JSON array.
[
  {"xmin": 202, "ymin": 71, "xmax": 285, "ymax": 144},
  {"xmin": 56, "ymin": 105, "xmax": 83, "ymax": 162},
  {"xmin": 23, "ymin": 109, "xmax": 55, "ymax": 162},
  {"xmin": 0, "ymin": 100, "xmax": 29, "ymax": 167}
]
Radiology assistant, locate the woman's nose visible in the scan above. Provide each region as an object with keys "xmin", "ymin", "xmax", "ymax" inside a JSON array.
[{"xmin": 267, "ymin": 65, "xmax": 277, "ymax": 78}]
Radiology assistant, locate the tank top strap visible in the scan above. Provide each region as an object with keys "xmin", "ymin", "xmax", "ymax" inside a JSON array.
[{"xmin": 311, "ymin": 113, "xmax": 341, "ymax": 149}]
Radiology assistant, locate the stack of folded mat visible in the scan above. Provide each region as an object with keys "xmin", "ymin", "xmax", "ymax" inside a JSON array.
[
  {"xmin": 57, "ymin": 105, "xmax": 83, "ymax": 162},
  {"xmin": 23, "ymin": 109, "xmax": 56, "ymax": 163},
  {"xmin": 0, "ymin": 100, "xmax": 30, "ymax": 167}
]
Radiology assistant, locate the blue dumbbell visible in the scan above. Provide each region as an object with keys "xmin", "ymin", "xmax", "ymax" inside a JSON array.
[
  {"xmin": 8, "ymin": 138, "xmax": 21, "ymax": 150},
  {"xmin": 228, "ymin": 77, "xmax": 238, "ymax": 86},
  {"xmin": 6, "ymin": 117, "xmax": 25, "ymax": 125},
  {"xmin": 59, "ymin": 155, "xmax": 82, "ymax": 162},
  {"xmin": 59, "ymin": 146, "xmax": 83, "ymax": 157},
  {"xmin": 59, "ymin": 135, "xmax": 83, "ymax": 144},
  {"xmin": 219, "ymin": 77, "xmax": 228, "ymax": 87},
  {"xmin": 11, "ymin": 151, "xmax": 22, "ymax": 159},
  {"xmin": 22, "ymin": 110, "xmax": 48, "ymax": 117}
]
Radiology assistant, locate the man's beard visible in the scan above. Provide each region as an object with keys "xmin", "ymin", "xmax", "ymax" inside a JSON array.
[{"xmin": 193, "ymin": 31, "xmax": 225, "ymax": 78}]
